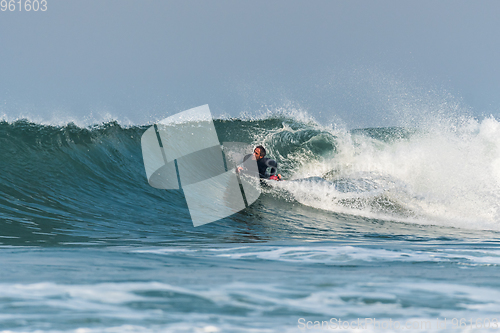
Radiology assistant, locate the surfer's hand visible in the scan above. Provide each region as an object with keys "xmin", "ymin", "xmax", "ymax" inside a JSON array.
[
  {"xmin": 278, "ymin": 174, "xmax": 282, "ymax": 180},
  {"xmin": 237, "ymin": 166, "xmax": 243, "ymax": 173}
]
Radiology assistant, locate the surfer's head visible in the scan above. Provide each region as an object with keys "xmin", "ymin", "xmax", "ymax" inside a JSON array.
[{"xmin": 254, "ymin": 145, "xmax": 266, "ymax": 160}]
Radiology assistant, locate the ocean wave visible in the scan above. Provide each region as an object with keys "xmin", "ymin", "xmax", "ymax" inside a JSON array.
[{"xmin": 1, "ymin": 112, "xmax": 500, "ymax": 246}]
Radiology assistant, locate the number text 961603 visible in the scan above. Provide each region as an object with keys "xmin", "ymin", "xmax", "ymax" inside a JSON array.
[{"xmin": 1, "ymin": 0, "xmax": 47, "ymax": 11}]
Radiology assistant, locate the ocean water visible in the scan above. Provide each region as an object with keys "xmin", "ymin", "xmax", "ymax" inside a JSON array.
[{"xmin": 1, "ymin": 114, "xmax": 500, "ymax": 332}]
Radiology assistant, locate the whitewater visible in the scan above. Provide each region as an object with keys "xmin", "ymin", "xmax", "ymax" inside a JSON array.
[{"xmin": 1, "ymin": 110, "xmax": 500, "ymax": 332}]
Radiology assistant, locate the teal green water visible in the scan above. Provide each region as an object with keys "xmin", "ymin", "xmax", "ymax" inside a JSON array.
[{"xmin": 1, "ymin": 116, "xmax": 500, "ymax": 332}]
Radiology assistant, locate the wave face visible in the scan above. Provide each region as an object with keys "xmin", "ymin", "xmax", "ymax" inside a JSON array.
[{"xmin": 1, "ymin": 115, "xmax": 500, "ymax": 247}]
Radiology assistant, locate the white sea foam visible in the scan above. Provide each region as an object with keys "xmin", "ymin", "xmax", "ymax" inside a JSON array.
[
  {"xmin": 276, "ymin": 115, "xmax": 500, "ymax": 231},
  {"xmin": 2, "ymin": 277, "xmax": 500, "ymax": 333},
  {"xmin": 130, "ymin": 245, "xmax": 500, "ymax": 266}
]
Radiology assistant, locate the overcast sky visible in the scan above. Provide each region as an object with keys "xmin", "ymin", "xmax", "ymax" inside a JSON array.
[{"xmin": 1, "ymin": 0, "xmax": 499, "ymax": 128}]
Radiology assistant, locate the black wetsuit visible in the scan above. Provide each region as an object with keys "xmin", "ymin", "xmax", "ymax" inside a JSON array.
[{"xmin": 242, "ymin": 154, "xmax": 278, "ymax": 179}]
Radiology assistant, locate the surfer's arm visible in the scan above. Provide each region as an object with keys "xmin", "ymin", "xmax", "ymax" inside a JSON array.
[{"xmin": 236, "ymin": 154, "xmax": 253, "ymax": 173}]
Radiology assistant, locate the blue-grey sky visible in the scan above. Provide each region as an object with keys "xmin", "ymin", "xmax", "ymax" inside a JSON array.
[{"xmin": 1, "ymin": 0, "xmax": 499, "ymax": 128}]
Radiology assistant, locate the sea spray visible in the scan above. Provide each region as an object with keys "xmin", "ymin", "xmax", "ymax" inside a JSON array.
[{"xmin": 273, "ymin": 116, "xmax": 500, "ymax": 230}]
